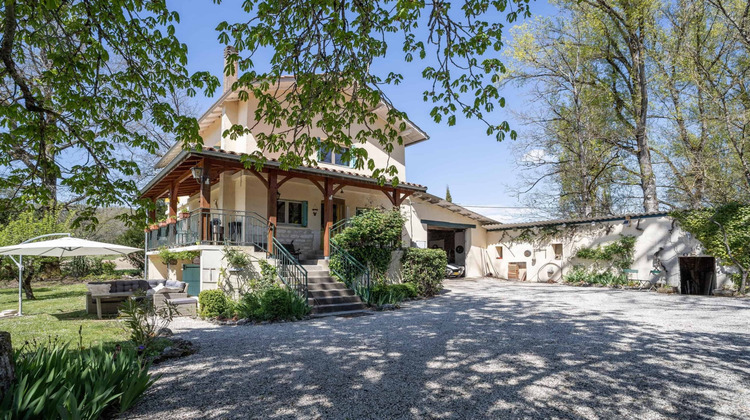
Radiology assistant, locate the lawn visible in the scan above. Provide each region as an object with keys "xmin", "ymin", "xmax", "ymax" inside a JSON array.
[{"xmin": 0, "ymin": 282, "xmax": 128, "ymax": 349}]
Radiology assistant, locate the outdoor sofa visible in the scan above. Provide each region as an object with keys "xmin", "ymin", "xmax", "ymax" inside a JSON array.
[{"xmin": 85, "ymin": 279, "xmax": 196, "ymax": 317}]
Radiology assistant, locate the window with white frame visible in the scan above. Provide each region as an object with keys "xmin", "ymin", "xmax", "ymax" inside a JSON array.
[
  {"xmin": 277, "ymin": 200, "xmax": 308, "ymax": 226},
  {"xmin": 317, "ymin": 138, "xmax": 353, "ymax": 167}
]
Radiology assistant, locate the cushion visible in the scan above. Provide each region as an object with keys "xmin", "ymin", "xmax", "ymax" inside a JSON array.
[
  {"xmin": 151, "ymin": 284, "xmax": 165, "ymax": 294},
  {"xmin": 168, "ymin": 297, "xmax": 198, "ymax": 305},
  {"xmin": 165, "ymin": 280, "xmax": 185, "ymax": 291},
  {"xmin": 87, "ymin": 283, "xmax": 111, "ymax": 296}
]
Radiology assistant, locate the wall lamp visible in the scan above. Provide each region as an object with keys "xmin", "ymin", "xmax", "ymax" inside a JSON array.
[{"xmin": 191, "ymin": 166, "xmax": 209, "ymax": 184}]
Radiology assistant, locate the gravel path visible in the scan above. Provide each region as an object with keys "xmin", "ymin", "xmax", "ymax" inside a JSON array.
[{"xmin": 124, "ymin": 279, "xmax": 750, "ymax": 419}]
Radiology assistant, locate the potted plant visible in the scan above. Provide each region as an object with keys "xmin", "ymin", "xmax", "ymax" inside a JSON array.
[
  {"xmin": 180, "ymin": 208, "xmax": 190, "ymax": 219},
  {"xmin": 167, "ymin": 215, "xmax": 177, "ymax": 224},
  {"xmin": 158, "ymin": 218, "xmax": 167, "ymax": 228},
  {"xmin": 143, "ymin": 227, "xmax": 151, "ymax": 233},
  {"xmin": 150, "ymin": 222, "xmax": 159, "ymax": 230}
]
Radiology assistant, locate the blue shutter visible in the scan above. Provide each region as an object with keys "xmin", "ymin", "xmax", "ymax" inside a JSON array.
[{"xmin": 301, "ymin": 201, "xmax": 308, "ymax": 227}]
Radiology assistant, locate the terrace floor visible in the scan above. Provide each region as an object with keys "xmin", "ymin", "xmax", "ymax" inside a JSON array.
[{"xmin": 124, "ymin": 278, "xmax": 750, "ymax": 419}]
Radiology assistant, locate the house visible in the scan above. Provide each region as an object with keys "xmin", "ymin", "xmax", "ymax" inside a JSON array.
[
  {"xmin": 482, "ymin": 212, "xmax": 735, "ymax": 294},
  {"xmin": 139, "ymin": 48, "xmax": 498, "ymax": 303}
]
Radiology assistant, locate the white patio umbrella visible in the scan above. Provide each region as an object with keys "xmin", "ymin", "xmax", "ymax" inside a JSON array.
[{"xmin": 0, "ymin": 235, "xmax": 142, "ymax": 316}]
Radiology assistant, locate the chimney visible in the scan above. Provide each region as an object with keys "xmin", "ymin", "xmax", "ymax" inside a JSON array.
[{"xmin": 223, "ymin": 46, "xmax": 238, "ymax": 93}]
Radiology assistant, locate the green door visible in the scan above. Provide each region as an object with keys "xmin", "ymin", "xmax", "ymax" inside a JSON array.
[{"xmin": 182, "ymin": 264, "xmax": 200, "ymax": 296}]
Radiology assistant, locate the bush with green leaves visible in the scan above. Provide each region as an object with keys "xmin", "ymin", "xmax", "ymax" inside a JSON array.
[
  {"xmin": 198, "ymin": 289, "xmax": 233, "ymax": 318},
  {"xmin": 563, "ymin": 266, "xmax": 628, "ymax": 286},
  {"xmin": 401, "ymin": 248, "xmax": 448, "ymax": 297},
  {"xmin": 119, "ymin": 296, "xmax": 176, "ymax": 352},
  {"xmin": 236, "ymin": 286, "xmax": 310, "ymax": 321},
  {"xmin": 330, "ymin": 208, "xmax": 405, "ymax": 280},
  {"xmin": 370, "ymin": 282, "xmax": 419, "ymax": 305},
  {"xmin": 0, "ymin": 340, "xmax": 154, "ymax": 419}
]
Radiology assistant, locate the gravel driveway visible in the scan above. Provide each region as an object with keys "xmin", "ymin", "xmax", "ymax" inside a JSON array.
[{"xmin": 124, "ymin": 279, "xmax": 750, "ymax": 419}]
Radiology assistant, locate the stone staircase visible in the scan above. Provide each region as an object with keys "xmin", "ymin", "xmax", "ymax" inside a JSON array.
[{"xmin": 300, "ymin": 259, "xmax": 368, "ymax": 315}]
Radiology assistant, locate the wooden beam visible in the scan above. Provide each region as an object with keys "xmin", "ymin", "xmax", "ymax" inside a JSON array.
[
  {"xmin": 267, "ymin": 171, "xmax": 278, "ymax": 254},
  {"xmin": 199, "ymin": 159, "xmax": 211, "ymax": 242},
  {"xmin": 323, "ymin": 179, "xmax": 334, "ymax": 258},
  {"xmin": 332, "ymin": 183, "xmax": 345, "ymax": 196},
  {"xmin": 277, "ymin": 175, "xmax": 294, "ymax": 188},
  {"xmin": 168, "ymin": 183, "xmax": 178, "ymax": 217},
  {"xmin": 309, "ymin": 178, "xmax": 325, "ymax": 195},
  {"xmin": 248, "ymin": 168, "xmax": 269, "ymax": 189}
]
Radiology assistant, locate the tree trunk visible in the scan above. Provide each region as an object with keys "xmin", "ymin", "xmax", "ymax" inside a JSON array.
[
  {"xmin": 0, "ymin": 331, "xmax": 15, "ymax": 398},
  {"xmin": 22, "ymin": 268, "xmax": 35, "ymax": 300}
]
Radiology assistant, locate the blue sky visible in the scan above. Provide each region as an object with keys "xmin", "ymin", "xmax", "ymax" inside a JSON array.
[{"xmin": 167, "ymin": 0, "xmax": 560, "ymax": 222}]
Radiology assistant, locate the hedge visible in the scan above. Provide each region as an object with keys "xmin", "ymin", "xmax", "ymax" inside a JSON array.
[{"xmin": 401, "ymin": 248, "xmax": 447, "ymax": 297}]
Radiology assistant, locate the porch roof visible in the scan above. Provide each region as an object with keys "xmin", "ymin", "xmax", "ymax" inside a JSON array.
[{"xmin": 139, "ymin": 147, "xmax": 427, "ymax": 200}]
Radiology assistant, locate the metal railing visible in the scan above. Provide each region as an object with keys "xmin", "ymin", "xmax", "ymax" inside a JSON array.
[
  {"xmin": 147, "ymin": 209, "xmax": 269, "ymax": 251},
  {"xmin": 270, "ymin": 236, "xmax": 308, "ymax": 302},
  {"xmin": 329, "ymin": 237, "xmax": 372, "ymax": 304}
]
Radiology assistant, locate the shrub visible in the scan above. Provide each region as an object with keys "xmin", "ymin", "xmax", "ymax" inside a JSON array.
[
  {"xmin": 331, "ymin": 209, "xmax": 405, "ymax": 279},
  {"xmin": 119, "ymin": 295, "xmax": 176, "ymax": 352},
  {"xmin": 0, "ymin": 340, "xmax": 154, "ymax": 419},
  {"xmin": 198, "ymin": 289, "xmax": 232, "ymax": 318},
  {"xmin": 238, "ymin": 286, "xmax": 310, "ymax": 321},
  {"xmin": 401, "ymin": 248, "xmax": 447, "ymax": 297},
  {"xmin": 370, "ymin": 282, "xmax": 419, "ymax": 305},
  {"xmin": 236, "ymin": 292, "xmax": 263, "ymax": 319}
]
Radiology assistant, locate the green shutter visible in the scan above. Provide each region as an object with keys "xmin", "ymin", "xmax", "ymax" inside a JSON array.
[{"xmin": 301, "ymin": 201, "xmax": 308, "ymax": 227}]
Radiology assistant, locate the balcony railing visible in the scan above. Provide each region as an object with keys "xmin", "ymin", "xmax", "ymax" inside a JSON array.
[{"xmin": 147, "ymin": 209, "xmax": 269, "ymax": 251}]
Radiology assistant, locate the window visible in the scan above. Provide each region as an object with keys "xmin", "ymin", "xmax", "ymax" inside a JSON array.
[
  {"xmin": 495, "ymin": 246, "xmax": 503, "ymax": 259},
  {"xmin": 552, "ymin": 243, "xmax": 563, "ymax": 260},
  {"xmin": 277, "ymin": 200, "xmax": 308, "ymax": 226},
  {"xmin": 317, "ymin": 138, "xmax": 353, "ymax": 167},
  {"xmin": 356, "ymin": 207, "xmax": 371, "ymax": 216}
]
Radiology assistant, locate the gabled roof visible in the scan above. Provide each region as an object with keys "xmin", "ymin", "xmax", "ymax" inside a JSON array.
[
  {"xmin": 410, "ymin": 192, "xmax": 500, "ymax": 225},
  {"xmin": 482, "ymin": 211, "xmax": 670, "ymax": 231},
  {"xmin": 155, "ymin": 76, "xmax": 429, "ymax": 169}
]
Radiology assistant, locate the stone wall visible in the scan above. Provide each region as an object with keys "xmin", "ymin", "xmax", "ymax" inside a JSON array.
[{"xmin": 276, "ymin": 227, "xmax": 316, "ymax": 259}]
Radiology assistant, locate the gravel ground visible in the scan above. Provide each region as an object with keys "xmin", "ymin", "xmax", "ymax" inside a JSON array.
[{"xmin": 124, "ymin": 279, "xmax": 750, "ymax": 419}]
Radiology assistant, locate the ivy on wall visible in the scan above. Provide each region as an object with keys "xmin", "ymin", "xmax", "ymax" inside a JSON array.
[
  {"xmin": 157, "ymin": 247, "xmax": 200, "ymax": 266},
  {"xmin": 671, "ymin": 203, "xmax": 750, "ymax": 293},
  {"xmin": 574, "ymin": 235, "xmax": 636, "ymax": 271}
]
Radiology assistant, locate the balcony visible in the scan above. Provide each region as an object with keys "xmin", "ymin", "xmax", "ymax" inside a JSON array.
[{"xmin": 147, "ymin": 209, "xmax": 269, "ymax": 251}]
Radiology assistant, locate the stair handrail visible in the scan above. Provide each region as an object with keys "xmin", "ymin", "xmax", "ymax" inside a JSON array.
[
  {"xmin": 329, "ymin": 238, "xmax": 372, "ymax": 304},
  {"xmin": 270, "ymin": 236, "xmax": 308, "ymax": 302}
]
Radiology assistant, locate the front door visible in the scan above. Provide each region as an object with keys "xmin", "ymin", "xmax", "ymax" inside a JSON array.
[
  {"xmin": 321, "ymin": 198, "xmax": 346, "ymax": 248},
  {"xmin": 182, "ymin": 264, "xmax": 201, "ymax": 296}
]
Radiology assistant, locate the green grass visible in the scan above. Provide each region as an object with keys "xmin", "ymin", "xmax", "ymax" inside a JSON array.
[{"xmin": 0, "ymin": 283, "xmax": 129, "ymax": 349}]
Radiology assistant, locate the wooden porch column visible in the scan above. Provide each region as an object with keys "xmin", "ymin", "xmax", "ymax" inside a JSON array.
[
  {"xmin": 267, "ymin": 171, "xmax": 278, "ymax": 254},
  {"xmin": 323, "ymin": 178, "xmax": 334, "ymax": 259},
  {"xmin": 168, "ymin": 184, "xmax": 178, "ymax": 217},
  {"xmin": 199, "ymin": 160, "xmax": 211, "ymax": 243}
]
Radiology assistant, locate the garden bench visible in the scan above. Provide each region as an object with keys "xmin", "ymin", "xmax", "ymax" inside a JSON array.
[
  {"xmin": 623, "ymin": 269, "xmax": 659, "ymax": 290},
  {"xmin": 280, "ymin": 242, "xmax": 302, "ymax": 261}
]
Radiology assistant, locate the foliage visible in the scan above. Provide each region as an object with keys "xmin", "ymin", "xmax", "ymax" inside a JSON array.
[
  {"xmin": 198, "ymin": 289, "xmax": 233, "ymax": 319},
  {"xmin": 158, "ymin": 248, "xmax": 199, "ymax": 266},
  {"xmin": 370, "ymin": 282, "xmax": 418, "ymax": 306},
  {"xmin": 0, "ymin": 210, "xmax": 72, "ymax": 299},
  {"xmin": 217, "ymin": 247, "xmax": 274, "ymax": 298},
  {"xmin": 445, "ymin": 186, "xmax": 453, "ymax": 203},
  {"xmin": 401, "ymin": 248, "xmax": 448, "ymax": 297},
  {"xmin": 119, "ymin": 295, "xmax": 176, "ymax": 353},
  {"xmin": 672, "ymin": 204, "xmax": 750, "ymax": 292},
  {"xmin": 331, "ymin": 209, "xmax": 405, "ymax": 280},
  {"xmin": 217, "ymin": 0, "xmax": 531, "ymax": 184},
  {"xmin": 563, "ymin": 266, "xmax": 628, "ymax": 286},
  {"xmin": 575, "ymin": 236, "xmax": 637, "ymax": 271},
  {"xmin": 0, "ymin": 339, "xmax": 154, "ymax": 419},
  {"xmin": 116, "ymin": 224, "xmax": 146, "ymax": 272},
  {"xmin": 63, "ymin": 256, "xmax": 116, "ymax": 279},
  {"xmin": 257, "ymin": 286, "xmax": 309, "ymax": 321},
  {"xmin": 0, "ymin": 0, "xmax": 217, "ymax": 223}
]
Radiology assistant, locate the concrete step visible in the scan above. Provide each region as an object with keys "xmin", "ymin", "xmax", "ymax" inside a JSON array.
[
  {"xmin": 309, "ymin": 288, "xmax": 356, "ymax": 298},
  {"xmin": 308, "ymin": 295, "xmax": 362, "ymax": 306},
  {"xmin": 302, "ymin": 265, "xmax": 327, "ymax": 271},
  {"xmin": 307, "ymin": 270, "xmax": 332, "ymax": 278},
  {"xmin": 307, "ymin": 276, "xmax": 336, "ymax": 284},
  {"xmin": 310, "ymin": 309, "xmax": 371, "ymax": 318},
  {"xmin": 312, "ymin": 302, "xmax": 368, "ymax": 314},
  {"xmin": 307, "ymin": 281, "xmax": 349, "ymax": 291},
  {"xmin": 300, "ymin": 259, "xmax": 328, "ymax": 266}
]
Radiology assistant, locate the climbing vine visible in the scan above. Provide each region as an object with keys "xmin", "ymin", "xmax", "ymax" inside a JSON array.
[
  {"xmin": 575, "ymin": 235, "xmax": 636, "ymax": 271},
  {"xmin": 157, "ymin": 248, "xmax": 200, "ymax": 266},
  {"xmin": 671, "ymin": 204, "xmax": 750, "ymax": 293}
]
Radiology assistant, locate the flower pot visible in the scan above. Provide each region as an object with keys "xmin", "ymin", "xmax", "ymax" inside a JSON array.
[
  {"xmin": 143, "ymin": 228, "xmax": 150, "ymax": 233},
  {"xmin": 159, "ymin": 222, "xmax": 167, "ymax": 228},
  {"xmin": 180, "ymin": 212, "xmax": 189, "ymax": 220},
  {"xmin": 167, "ymin": 217, "xmax": 177, "ymax": 225},
  {"xmin": 150, "ymin": 224, "xmax": 159, "ymax": 230}
]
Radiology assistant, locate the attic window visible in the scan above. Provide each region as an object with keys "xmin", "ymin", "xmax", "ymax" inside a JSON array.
[{"xmin": 317, "ymin": 138, "xmax": 352, "ymax": 167}]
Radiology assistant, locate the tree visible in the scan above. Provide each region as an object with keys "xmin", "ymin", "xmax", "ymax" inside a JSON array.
[
  {"xmin": 116, "ymin": 224, "xmax": 146, "ymax": 273},
  {"xmin": 216, "ymin": 0, "xmax": 532, "ymax": 184},
  {"xmin": 0, "ymin": 0, "xmax": 218, "ymax": 225},
  {"xmin": 0, "ymin": 210, "xmax": 71, "ymax": 299},
  {"xmin": 445, "ymin": 186, "xmax": 453, "ymax": 203},
  {"xmin": 502, "ymin": 16, "xmax": 627, "ymax": 217}
]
